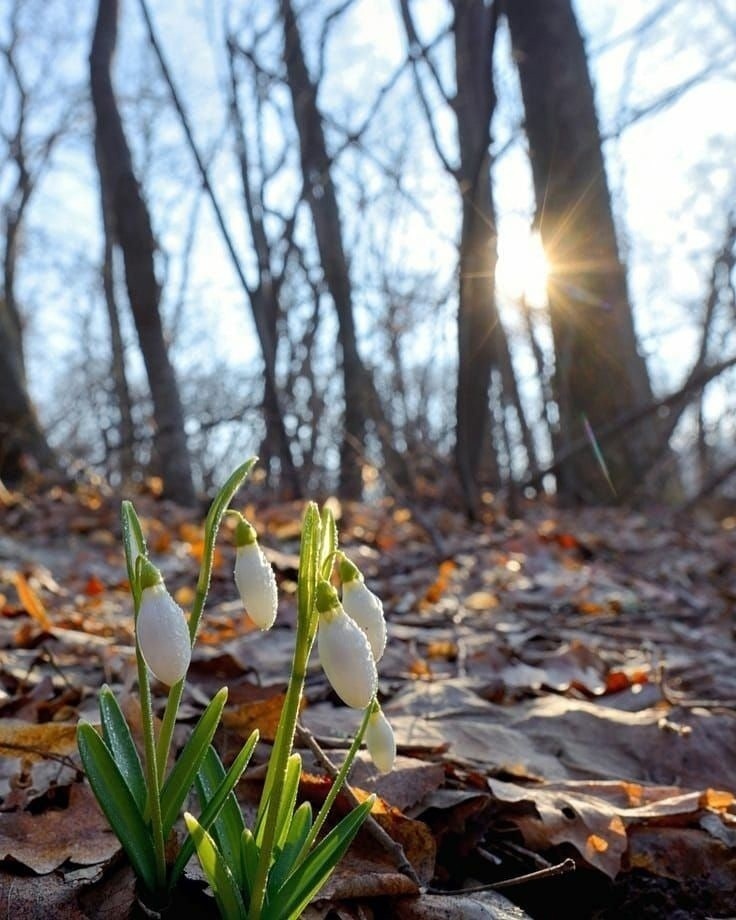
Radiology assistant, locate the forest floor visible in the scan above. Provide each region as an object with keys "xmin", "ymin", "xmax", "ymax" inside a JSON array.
[{"xmin": 1, "ymin": 479, "xmax": 736, "ymax": 919}]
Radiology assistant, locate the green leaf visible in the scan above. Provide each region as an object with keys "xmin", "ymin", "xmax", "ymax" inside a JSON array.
[
  {"xmin": 240, "ymin": 828, "xmax": 259, "ymax": 901},
  {"xmin": 121, "ymin": 501, "xmax": 147, "ymax": 603},
  {"xmin": 160, "ymin": 687, "xmax": 228, "ymax": 836},
  {"xmin": 184, "ymin": 813, "xmax": 246, "ymax": 920},
  {"xmin": 256, "ymin": 504, "xmax": 320, "ymax": 837},
  {"xmin": 98, "ymin": 686, "xmax": 146, "ymax": 813},
  {"xmin": 297, "ymin": 503, "xmax": 321, "ymax": 634},
  {"xmin": 319, "ymin": 506, "xmax": 338, "ymax": 581},
  {"xmin": 267, "ymin": 801, "xmax": 312, "ymax": 894},
  {"xmin": 273, "ymin": 754, "xmax": 302, "ymax": 852},
  {"xmin": 263, "ymin": 797, "xmax": 374, "ymax": 920},
  {"xmin": 171, "ymin": 733, "xmax": 258, "ymax": 888},
  {"xmin": 186, "ymin": 457, "xmax": 257, "ymax": 647},
  {"xmin": 77, "ymin": 723, "xmax": 157, "ymax": 895}
]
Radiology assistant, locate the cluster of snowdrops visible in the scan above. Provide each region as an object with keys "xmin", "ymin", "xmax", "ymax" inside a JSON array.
[{"xmin": 76, "ymin": 459, "xmax": 395, "ymax": 920}]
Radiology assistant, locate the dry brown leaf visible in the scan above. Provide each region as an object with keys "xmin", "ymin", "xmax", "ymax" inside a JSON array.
[
  {"xmin": 465, "ymin": 591, "xmax": 499, "ymax": 611},
  {"xmin": 12, "ymin": 572, "xmax": 52, "ymax": 630},
  {"xmin": 0, "ymin": 720, "xmax": 79, "ymax": 808},
  {"xmin": 221, "ymin": 691, "xmax": 289, "ymax": 742},
  {"xmin": 0, "ymin": 783, "xmax": 118, "ymax": 874},
  {"xmin": 487, "ymin": 777, "xmax": 730, "ymax": 878}
]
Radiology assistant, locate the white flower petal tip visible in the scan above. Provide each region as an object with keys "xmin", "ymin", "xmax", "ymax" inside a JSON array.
[
  {"xmin": 318, "ymin": 606, "xmax": 378, "ymax": 709},
  {"xmin": 234, "ymin": 542, "xmax": 278, "ymax": 630},
  {"xmin": 365, "ymin": 707, "xmax": 396, "ymax": 773},
  {"xmin": 342, "ymin": 579, "xmax": 386, "ymax": 661},
  {"xmin": 136, "ymin": 583, "xmax": 191, "ymax": 686}
]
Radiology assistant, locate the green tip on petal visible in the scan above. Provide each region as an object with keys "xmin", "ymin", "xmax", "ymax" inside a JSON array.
[
  {"xmin": 315, "ymin": 580, "xmax": 340, "ymax": 613},
  {"xmin": 234, "ymin": 518, "xmax": 257, "ymax": 547},
  {"xmin": 338, "ymin": 554, "xmax": 362, "ymax": 585},
  {"xmin": 139, "ymin": 559, "xmax": 162, "ymax": 591}
]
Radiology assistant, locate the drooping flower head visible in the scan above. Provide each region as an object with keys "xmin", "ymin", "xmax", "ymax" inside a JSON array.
[
  {"xmin": 316, "ymin": 580, "xmax": 377, "ymax": 709},
  {"xmin": 233, "ymin": 517, "xmax": 278, "ymax": 630},
  {"xmin": 339, "ymin": 555, "xmax": 386, "ymax": 662},
  {"xmin": 136, "ymin": 560, "xmax": 191, "ymax": 686},
  {"xmin": 365, "ymin": 701, "xmax": 396, "ymax": 773}
]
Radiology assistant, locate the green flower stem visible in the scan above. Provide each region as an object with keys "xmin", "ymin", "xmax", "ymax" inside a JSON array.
[
  {"xmin": 248, "ymin": 632, "xmax": 313, "ymax": 920},
  {"xmin": 155, "ymin": 577, "xmax": 207, "ymax": 784},
  {"xmin": 136, "ymin": 653, "xmax": 167, "ymax": 895},
  {"xmin": 155, "ymin": 457, "xmax": 256, "ymax": 782},
  {"xmin": 293, "ymin": 701, "xmax": 373, "ymax": 872}
]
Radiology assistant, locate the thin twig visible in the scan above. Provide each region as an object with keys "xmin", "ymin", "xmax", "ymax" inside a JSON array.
[
  {"xmin": 427, "ymin": 857, "xmax": 576, "ymax": 895},
  {"xmin": 295, "ymin": 720, "xmax": 422, "ymax": 888}
]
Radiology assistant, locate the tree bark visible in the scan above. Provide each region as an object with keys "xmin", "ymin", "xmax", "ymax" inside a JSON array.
[
  {"xmin": 506, "ymin": 0, "xmax": 659, "ymax": 502},
  {"xmin": 225, "ymin": 38, "xmax": 301, "ymax": 496},
  {"xmin": 452, "ymin": 0, "xmax": 501, "ymax": 510},
  {"xmin": 280, "ymin": 0, "xmax": 409, "ymax": 497},
  {"xmin": 90, "ymin": 0, "xmax": 195, "ymax": 504},
  {"xmin": 95, "ymin": 138, "xmax": 135, "ymax": 483},
  {"xmin": 0, "ymin": 299, "xmax": 57, "ymax": 482}
]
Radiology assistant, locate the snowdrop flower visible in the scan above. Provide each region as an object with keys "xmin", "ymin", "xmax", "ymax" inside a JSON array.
[
  {"xmin": 365, "ymin": 703, "xmax": 396, "ymax": 773},
  {"xmin": 233, "ymin": 518, "xmax": 278, "ymax": 630},
  {"xmin": 136, "ymin": 561, "xmax": 191, "ymax": 686},
  {"xmin": 339, "ymin": 555, "xmax": 386, "ymax": 661},
  {"xmin": 317, "ymin": 581, "xmax": 377, "ymax": 709}
]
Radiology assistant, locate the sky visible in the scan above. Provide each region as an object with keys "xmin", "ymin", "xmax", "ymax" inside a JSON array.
[{"xmin": 3, "ymin": 0, "xmax": 735, "ymax": 463}]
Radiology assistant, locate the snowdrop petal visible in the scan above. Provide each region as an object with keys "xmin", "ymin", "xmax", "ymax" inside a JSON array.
[
  {"xmin": 136, "ymin": 583, "xmax": 191, "ymax": 686},
  {"xmin": 342, "ymin": 579, "xmax": 386, "ymax": 661},
  {"xmin": 234, "ymin": 542, "xmax": 278, "ymax": 630},
  {"xmin": 365, "ymin": 707, "xmax": 396, "ymax": 773},
  {"xmin": 318, "ymin": 606, "xmax": 377, "ymax": 709}
]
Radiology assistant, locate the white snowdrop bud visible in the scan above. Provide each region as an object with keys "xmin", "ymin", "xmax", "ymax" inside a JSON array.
[
  {"xmin": 365, "ymin": 705, "xmax": 396, "ymax": 773},
  {"xmin": 136, "ymin": 563, "xmax": 191, "ymax": 686},
  {"xmin": 316, "ymin": 581, "xmax": 377, "ymax": 709},
  {"xmin": 340, "ymin": 562, "xmax": 386, "ymax": 662},
  {"xmin": 233, "ymin": 519, "xmax": 277, "ymax": 631}
]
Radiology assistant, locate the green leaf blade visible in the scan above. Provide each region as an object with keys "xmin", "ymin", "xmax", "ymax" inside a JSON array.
[
  {"xmin": 160, "ymin": 687, "xmax": 228, "ymax": 836},
  {"xmin": 184, "ymin": 813, "xmax": 246, "ymax": 920},
  {"xmin": 171, "ymin": 732, "xmax": 257, "ymax": 888},
  {"xmin": 77, "ymin": 723, "xmax": 157, "ymax": 895},
  {"xmin": 121, "ymin": 501, "xmax": 147, "ymax": 602},
  {"xmin": 98, "ymin": 686, "xmax": 147, "ymax": 813},
  {"xmin": 267, "ymin": 800, "xmax": 312, "ymax": 894},
  {"xmin": 263, "ymin": 797, "xmax": 374, "ymax": 920}
]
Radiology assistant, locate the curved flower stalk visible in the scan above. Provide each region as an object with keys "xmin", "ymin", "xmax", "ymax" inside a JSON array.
[
  {"xmin": 77, "ymin": 460, "xmax": 259, "ymax": 909},
  {"xmin": 189, "ymin": 507, "xmax": 384, "ymax": 920},
  {"xmin": 365, "ymin": 702, "xmax": 396, "ymax": 773},
  {"xmin": 233, "ymin": 517, "xmax": 278, "ymax": 630},
  {"xmin": 317, "ymin": 580, "xmax": 377, "ymax": 709},
  {"xmin": 136, "ymin": 561, "xmax": 191, "ymax": 686},
  {"xmin": 339, "ymin": 554, "xmax": 386, "ymax": 661}
]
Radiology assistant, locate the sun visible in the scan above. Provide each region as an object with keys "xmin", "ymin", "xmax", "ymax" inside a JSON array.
[{"xmin": 496, "ymin": 225, "xmax": 549, "ymax": 308}]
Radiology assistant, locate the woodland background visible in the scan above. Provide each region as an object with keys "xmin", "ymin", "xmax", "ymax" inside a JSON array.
[
  {"xmin": 3, "ymin": 3, "xmax": 736, "ymax": 917},
  {"xmin": 1, "ymin": 0, "xmax": 735, "ymax": 513}
]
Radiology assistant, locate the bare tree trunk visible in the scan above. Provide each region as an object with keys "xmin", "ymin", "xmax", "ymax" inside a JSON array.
[
  {"xmin": 96, "ymin": 139, "xmax": 135, "ymax": 483},
  {"xmin": 279, "ymin": 0, "xmax": 409, "ymax": 498},
  {"xmin": 506, "ymin": 0, "xmax": 659, "ymax": 502},
  {"xmin": 90, "ymin": 0, "xmax": 195, "ymax": 504},
  {"xmin": 0, "ymin": 299, "xmax": 56, "ymax": 482},
  {"xmin": 225, "ymin": 39, "xmax": 301, "ymax": 496},
  {"xmin": 452, "ymin": 0, "xmax": 502, "ymax": 513}
]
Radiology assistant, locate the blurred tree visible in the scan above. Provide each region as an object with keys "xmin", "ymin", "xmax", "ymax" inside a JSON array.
[
  {"xmin": 400, "ymin": 0, "xmax": 536, "ymax": 515},
  {"xmin": 95, "ymin": 136, "xmax": 135, "ymax": 484},
  {"xmin": 0, "ymin": 299, "xmax": 57, "ymax": 482},
  {"xmin": 90, "ymin": 0, "xmax": 195, "ymax": 504},
  {"xmin": 506, "ymin": 0, "xmax": 662, "ymax": 502},
  {"xmin": 0, "ymin": 0, "xmax": 63, "ymax": 481},
  {"xmin": 279, "ymin": 0, "xmax": 410, "ymax": 498},
  {"xmin": 136, "ymin": 0, "xmax": 302, "ymax": 496}
]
